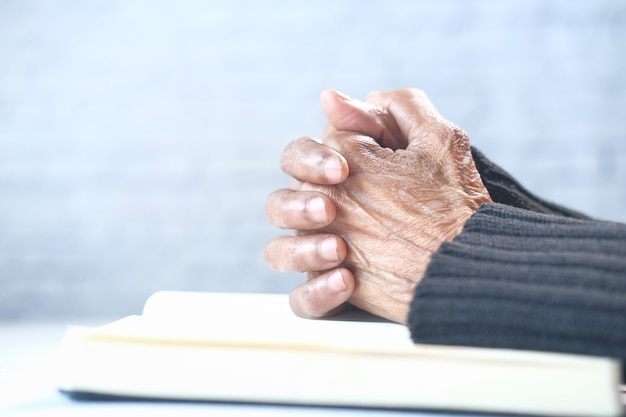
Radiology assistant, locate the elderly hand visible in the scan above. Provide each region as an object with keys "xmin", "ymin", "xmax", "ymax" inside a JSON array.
[{"xmin": 266, "ymin": 88, "xmax": 492, "ymax": 323}]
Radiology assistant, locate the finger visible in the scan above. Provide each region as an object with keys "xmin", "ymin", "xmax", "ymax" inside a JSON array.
[
  {"xmin": 289, "ymin": 268, "xmax": 355, "ymax": 319},
  {"xmin": 265, "ymin": 234, "xmax": 347, "ymax": 273},
  {"xmin": 320, "ymin": 89, "xmax": 408, "ymax": 150},
  {"xmin": 281, "ymin": 136, "xmax": 349, "ymax": 185},
  {"xmin": 322, "ymin": 130, "xmax": 394, "ymax": 174},
  {"xmin": 366, "ymin": 89, "xmax": 445, "ymax": 149},
  {"xmin": 265, "ymin": 189, "xmax": 336, "ymax": 229}
]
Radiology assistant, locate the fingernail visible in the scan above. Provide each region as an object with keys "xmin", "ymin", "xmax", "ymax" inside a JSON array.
[
  {"xmin": 323, "ymin": 156, "xmax": 343, "ymax": 183},
  {"xmin": 328, "ymin": 270, "xmax": 347, "ymax": 292},
  {"xmin": 307, "ymin": 197, "xmax": 328, "ymax": 224},
  {"xmin": 319, "ymin": 236, "xmax": 339, "ymax": 262}
]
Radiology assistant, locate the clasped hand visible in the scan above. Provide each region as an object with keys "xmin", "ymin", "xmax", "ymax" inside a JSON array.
[{"xmin": 265, "ymin": 88, "xmax": 491, "ymax": 323}]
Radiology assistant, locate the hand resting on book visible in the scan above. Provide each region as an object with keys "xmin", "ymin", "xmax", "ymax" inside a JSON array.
[{"xmin": 265, "ymin": 88, "xmax": 492, "ymax": 323}]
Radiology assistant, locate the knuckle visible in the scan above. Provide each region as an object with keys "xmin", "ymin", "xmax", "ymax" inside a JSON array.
[
  {"xmin": 265, "ymin": 189, "xmax": 295, "ymax": 227},
  {"xmin": 444, "ymin": 124, "xmax": 470, "ymax": 147},
  {"xmin": 264, "ymin": 239, "xmax": 280, "ymax": 270},
  {"xmin": 280, "ymin": 137, "xmax": 312, "ymax": 173},
  {"xmin": 264, "ymin": 190, "xmax": 281, "ymax": 223},
  {"xmin": 288, "ymin": 289, "xmax": 309, "ymax": 318},
  {"xmin": 289, "ymin": 245, "xmax": 306, "ymax": 272},
  {"xmin": 452, "ymin": 125, "xmax": 469, "ymax": 141},
  {"xmin": 407, "ymin": 87, "xmax": 426, "ymax": 98},
  {"xmin": 267, "ymin": 235, "xmax": 316, "ymax": 273},
  {"xmin": 300, "ymin": 279, "xmax": 324, "ymax": 318},
  {"xmin": 283, "ymin": 136, "xmax": 332, "ymax": 183},
  {"xmin": 265, "ymin": 236, "xmax": 298, "ymax": 272}
]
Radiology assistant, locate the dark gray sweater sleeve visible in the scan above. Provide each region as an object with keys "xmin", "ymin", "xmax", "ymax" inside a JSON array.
[
  {"xmin": 471, "ymin": 147, "xmax": 589, "ymax": 219},
  {"xmin": 408, "ymin": 203, "xmax": 626, "ymax": 365}
]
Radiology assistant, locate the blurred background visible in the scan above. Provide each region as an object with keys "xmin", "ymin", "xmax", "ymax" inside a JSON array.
[{"xmin": 1, "ymin": 0, "xmax": 624, "ymax": 320}]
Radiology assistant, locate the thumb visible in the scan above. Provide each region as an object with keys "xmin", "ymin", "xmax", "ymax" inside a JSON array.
[
  {"xmin": 320, "ymin": 89, "xmax": 408, "ymax": 150},
  {"xmin": 366, "ymin": 89, "xmax": 445, "ymax": 151}
]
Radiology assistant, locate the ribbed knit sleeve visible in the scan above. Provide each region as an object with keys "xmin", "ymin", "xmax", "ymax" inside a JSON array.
[{"xmin": 408, "ymin": 203, "xmax": 626, "ymax": 363}]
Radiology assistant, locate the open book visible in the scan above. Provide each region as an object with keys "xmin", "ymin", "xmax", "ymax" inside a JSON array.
[{"xmin": 58, "ymin": 291, "xmax": 624, "ymax": 417}]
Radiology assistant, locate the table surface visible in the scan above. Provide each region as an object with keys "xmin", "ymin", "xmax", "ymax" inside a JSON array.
[{"xmin": 0, "ymin": 320, "xmax": 453, "ymax": 417}]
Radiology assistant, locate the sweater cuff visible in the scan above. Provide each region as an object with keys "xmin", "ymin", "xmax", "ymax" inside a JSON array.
[{"xmin": 408, "ymin": 203, "xmax": 626, "ymax": 362}]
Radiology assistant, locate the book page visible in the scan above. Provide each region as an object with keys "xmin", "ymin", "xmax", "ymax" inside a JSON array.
[
  {"xmin": 86, "ymin": 291, "xmax": 623, "ymax": 370},
  {"xmin": 142, "ymin": 291, "xmax": 294, "ymax": 322},
  {"xmin": 89, "ymin": 291, "xmax": 416, "ymax": 353}
]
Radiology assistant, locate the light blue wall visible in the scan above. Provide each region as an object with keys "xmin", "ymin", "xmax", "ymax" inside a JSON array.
[{"xmin": 1, "ymin": 0, "xmax": 625, "ymax": 319}]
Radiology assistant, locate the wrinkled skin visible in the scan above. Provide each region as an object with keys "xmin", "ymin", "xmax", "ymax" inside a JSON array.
[{"xmin": 265, "ymin": 88, "xmax": 492, "ymax": 323}]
